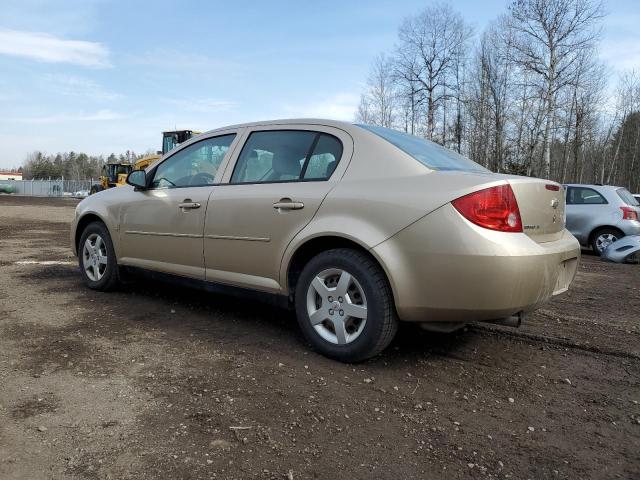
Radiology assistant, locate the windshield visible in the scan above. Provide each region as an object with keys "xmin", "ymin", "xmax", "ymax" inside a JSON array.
[
  {"xmin": 163, "ymin": 135, "xmax": 176, "ymax": 155},
  {"xmin": 356, "ymin": 124, "xmax": 489, "ymax": 173},
  {"xmin": 617, "ymin": 188, "xmax": 639, "ymax": 206}
]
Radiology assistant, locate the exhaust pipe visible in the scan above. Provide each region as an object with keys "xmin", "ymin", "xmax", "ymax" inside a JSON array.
[{"xmin": 485, "ymin": 312, "xmax": 525, "ymax": 328}]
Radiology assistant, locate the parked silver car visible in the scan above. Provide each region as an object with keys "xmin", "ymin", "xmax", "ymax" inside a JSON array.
[{"xmin": 564, "ymin": 184, "xmax": 640, "ymax": 255}]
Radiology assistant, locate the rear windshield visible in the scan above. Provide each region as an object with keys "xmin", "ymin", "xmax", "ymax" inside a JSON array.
[
  {"xmin": 356, "ymin": 124, "xmax": 489, "ymax": 173},
  {"xmin": 617, "ymin": 188, "xmax": 639, "ymax": 206}
]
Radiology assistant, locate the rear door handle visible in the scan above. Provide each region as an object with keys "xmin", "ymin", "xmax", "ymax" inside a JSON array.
[
  {"xmin": 179, "ymin": 200, "xmax": 201, "ymax": 210},
  {"xmin": 273, "ymin": 198, "xmax": 304, "ymax": 210}
]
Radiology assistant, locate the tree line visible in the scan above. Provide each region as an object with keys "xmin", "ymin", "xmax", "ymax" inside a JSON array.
[
  {"xmin": 21, "ymin": 150, "xmax": 144, "ymax": 180},
  {"xmin": 355, "ymin": 0, "xmax": 640, "ymax": 193}
]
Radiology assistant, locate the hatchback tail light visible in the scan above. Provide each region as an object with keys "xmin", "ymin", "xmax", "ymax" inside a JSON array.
[
  {"xmin": 621, "ymin": 206, "xmax": 639, "ymax": 221},
  {"xmin": 452, "ymin": 184, "xmax": 523, "ymax": 232}
]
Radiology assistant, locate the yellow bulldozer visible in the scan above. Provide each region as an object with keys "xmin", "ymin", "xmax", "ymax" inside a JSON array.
[{"xmin": 90, "ymin": 130, "xmax": 199, "ymax": 195}]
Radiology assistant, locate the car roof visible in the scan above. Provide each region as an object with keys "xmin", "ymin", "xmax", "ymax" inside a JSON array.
[
  {"xmin": 563, "ymin": 184, "xmax": 624, "ymax": 191},
  {"xmin": 200, "ymin": 118, "xmax": 357, "ymax": 136}
]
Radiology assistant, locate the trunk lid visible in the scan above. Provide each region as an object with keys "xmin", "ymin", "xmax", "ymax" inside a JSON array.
[{"xmin": 507, "ymin": 177, "xmax": 565, "ymax": 243}]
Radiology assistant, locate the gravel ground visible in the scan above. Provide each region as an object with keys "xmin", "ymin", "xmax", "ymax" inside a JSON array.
[{"xmin": 0, "ymin": 195, "xmax": 638, "ymax": 480}]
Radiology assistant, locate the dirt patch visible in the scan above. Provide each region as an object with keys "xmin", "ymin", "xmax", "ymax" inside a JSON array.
[
  {"xmin": 0, "ymin": 195, "xmax": 80, "ymax": 207},
  {"xmin": 11, "ymin": 394, "xmax": 60, "ymax": 420},
  {"xmin": 0, "ymin": 195, "xmax": 638, "ymax": 479}
]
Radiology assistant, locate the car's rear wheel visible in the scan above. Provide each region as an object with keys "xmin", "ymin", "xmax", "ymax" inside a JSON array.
[
  {"xmin": 294, "ymin": 248, "xmax": 398, "ymax": 362},
  {"xmin": 78, "ymin": 221, "xmax": 119, "ymax": 291},
  {"xmin": 591, "ymin": 228, "xmax": 623, "ymax": 255}
]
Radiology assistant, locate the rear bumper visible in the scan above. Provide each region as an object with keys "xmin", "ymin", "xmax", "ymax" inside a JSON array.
[
  {"xmin": 373, "ymin": 203, "xmax": 581, "ymax": 323},
  {"xmin": 620, "ymin": 220, "xmax": 640, "ymax": 237}
]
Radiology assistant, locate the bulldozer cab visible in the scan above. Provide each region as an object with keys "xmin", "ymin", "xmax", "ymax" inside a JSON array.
[
  {"xmin": 162, "ymin": 130, "xmax": 198, "ymax": 155},
  {"xmin": 132, "ymin": 130, "xmax": 201, "ymax": 174},
  {"xmin": 105, "ymin": 162, "xmax": 133, "ymax": 185}
]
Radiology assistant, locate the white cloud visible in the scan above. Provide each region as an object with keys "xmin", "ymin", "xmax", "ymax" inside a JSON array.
[
  {"xmin": 12, "ymin": 109, "xmax": 126, "ymax": 124},
  {"xmin": 283, "ymin": 93, "xmax": 359, "ymax": 121},
  {"xmin": 43, "ymin": 74, "xmax": 121, "ymax": 101},
  {"xmin": 600, "ymin": 39, "xmax": 640, "ymax": 73},
  {"xmin": 127, "ymin": 50, "xmax": 238, "ymax": 72},
  {"xmin": 166, "ymin": 97, "xmax": 237, "ymax": 113},
  {"xmin": 0, "ymin": 29, "xmax": 110, "ymax": 67}
]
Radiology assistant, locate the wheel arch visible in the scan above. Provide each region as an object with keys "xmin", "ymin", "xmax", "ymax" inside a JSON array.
[
  {"xmin": 284, "ymin": 234, "xmax": 397, "ymax": 307},
  {"xmin": 75, "ymin": 213, "xmax": 109, "ymax": 252}
]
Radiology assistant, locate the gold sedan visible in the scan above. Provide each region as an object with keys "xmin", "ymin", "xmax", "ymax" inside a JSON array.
[{"xmin": 71, "ymin": 119, "xmax": 580, "ymax": 362}]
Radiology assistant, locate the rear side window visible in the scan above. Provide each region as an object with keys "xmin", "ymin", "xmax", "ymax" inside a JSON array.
[
  {"xmin": 566, "ymin": 187, "xmax": 608, "ymax": 205},
  {"xmin": 356, "ymin": 124, "xmax": 489, "ymax": 173},
  {"xmin": 230, "ymin": 130, "xmax": 343, "ymax": 184},
  {"xmin": 617, "ymin": 188, "xmax": 639, "ymax": 206},
  {"xmin": 302, "ymin": 134, "xmax": 342, "ymax": 180}
]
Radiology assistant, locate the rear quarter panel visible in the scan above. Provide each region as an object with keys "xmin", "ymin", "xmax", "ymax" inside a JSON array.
[{"xmin": 280, "ymin": 168, "xmax": 513, "ymax": 295}]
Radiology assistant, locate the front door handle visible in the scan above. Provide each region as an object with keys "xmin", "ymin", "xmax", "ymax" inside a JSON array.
[
  {"xmin": 179, "ymin": 199, "xmax": 201, "ymax": 210},
  {"xmin": 273, "ymin": 198, "xmax": 304, "ymax": 210}
]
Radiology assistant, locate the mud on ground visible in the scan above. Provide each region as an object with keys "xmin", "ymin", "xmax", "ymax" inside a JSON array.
[{"xmin": 0, "ymin": 195, "xmax": 638, "ymax": 479}]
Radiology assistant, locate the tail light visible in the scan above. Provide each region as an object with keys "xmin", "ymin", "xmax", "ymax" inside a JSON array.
[
  {"xmin": 452, "ymin": 184, "xmax": 522, "ymax": 232},
  {"xmin": 621, "ymin": 206, "xmax": 639, "ymax": 221}
]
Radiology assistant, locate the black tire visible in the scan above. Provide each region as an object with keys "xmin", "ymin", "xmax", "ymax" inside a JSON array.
[
  {"xmin": 590, "ymin": 228, "xmax": 623, "ymax": 256},
  {"xmin": 89, "ymin": 184, "xmax": 103, "ymax": 195},
  {"xmin": 294, "ymin": 248, "xmax": 398, "ymax": 362},
  {"xmin": 78, "ymin": 221, "xmax": 119, "ymax": 291}
]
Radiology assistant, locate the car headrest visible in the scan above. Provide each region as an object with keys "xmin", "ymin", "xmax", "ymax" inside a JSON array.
[{"xmin": 272, "ymin": 154, "xmax": 301, "ymax": 176}]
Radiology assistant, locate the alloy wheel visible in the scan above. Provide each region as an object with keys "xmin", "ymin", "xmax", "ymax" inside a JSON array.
[
  {"xmin": 306, "ymin": 268, "xmax": 368, "ymax": 345},
  {"xmin": 596, "ymin": 233, "xmax": 618, "ymax": 253},
  {"xmin": 82, "ymin": 233, "xmax": 108, "ymax": 281}
]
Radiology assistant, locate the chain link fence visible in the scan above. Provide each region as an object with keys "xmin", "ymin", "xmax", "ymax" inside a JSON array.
[{"xmin": 0, "ymin": 179, "xmax": 96, "ymax": 197}]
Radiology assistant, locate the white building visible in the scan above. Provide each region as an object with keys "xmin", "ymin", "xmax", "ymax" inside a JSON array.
[{"xmin": 0, "ymin": 171, "xmax": 22, "ymax": 180}]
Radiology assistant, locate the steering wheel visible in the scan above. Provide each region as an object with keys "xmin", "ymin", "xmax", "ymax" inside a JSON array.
[{"xmin": 190, "ymin": 172, "xmax": 215, "ymax": 185}]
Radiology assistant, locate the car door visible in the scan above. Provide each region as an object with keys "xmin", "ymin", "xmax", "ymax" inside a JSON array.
[
  {"xmin": 203, "ymin": 125, "xmax": 352, "ymax": 292},
  {"xmin": 565, "ymin": 186, "xmax": 609, "ymax": 243},
  {"xmin": 118, "ymin": 132, "xmax": 240, "ymax": 278}
]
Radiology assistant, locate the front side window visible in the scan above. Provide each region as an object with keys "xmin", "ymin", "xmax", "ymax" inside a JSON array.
[
  {"xmin": 566, "ymin": 187, "xmax": 608, "ymax": 205},
  {"xmin": 152, "ymin": 134, "xmax": 235, "ymax": 189},
  {"xmin": 230, "ymin": 130, "xmax": 343, "ymax": 184}
]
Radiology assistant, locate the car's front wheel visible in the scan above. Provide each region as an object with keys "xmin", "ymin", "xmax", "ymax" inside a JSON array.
[
  {"xmin": 294, "ymin": 248, "xmax": 398, "ymax": 362},
  {"xmin": 78, "ymin": 221, "xmax": 119, "ymax": 291}
]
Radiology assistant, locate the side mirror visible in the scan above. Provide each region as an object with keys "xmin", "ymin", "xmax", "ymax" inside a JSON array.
[{"xmin": 126, "ymin": 170, "xmax": 147, "ymax": 189}]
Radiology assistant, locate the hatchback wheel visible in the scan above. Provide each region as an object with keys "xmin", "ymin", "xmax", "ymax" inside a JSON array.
[
  {"xmin": 79, "ymin": 222, "xmax": 119, "ymax": 290},
  {"xmin": 295, "ymin": 248, "xmax": 398, "ymax": 362},
  {"xmin": 591, "ymin": 228, "xmax": 622, "ymax": 255}
]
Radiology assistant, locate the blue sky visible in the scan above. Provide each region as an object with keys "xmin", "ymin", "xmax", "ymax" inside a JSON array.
[{"xmin": 0, "ymin": 0, "xmax": 638, "ymax": 169}]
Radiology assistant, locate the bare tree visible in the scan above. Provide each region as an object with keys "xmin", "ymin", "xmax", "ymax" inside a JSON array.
[
  {"xmin": 351, "ymin": 1, "xmax": 640, "ymax": 192},
  {"xmin": 508, "ymin": 0, "xmax": 605, "ymax": 178},
  {"xmin": 396, "ymin": 4, "xmax": 471, "ymax": 140},
  {"xmin": 392, "ymin": 53, "xmax": 424, "ymax": 134},
  {"xmin": 477, "ymin": 18, "xmax": 514, "ymax": 171},
  {"xmin": 355, "ymin": 94, "xmax": 374, "ymax": 125},
  {"xmin": 355, "ymin": 54, "xmax": 397, "ymax": 127}
]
